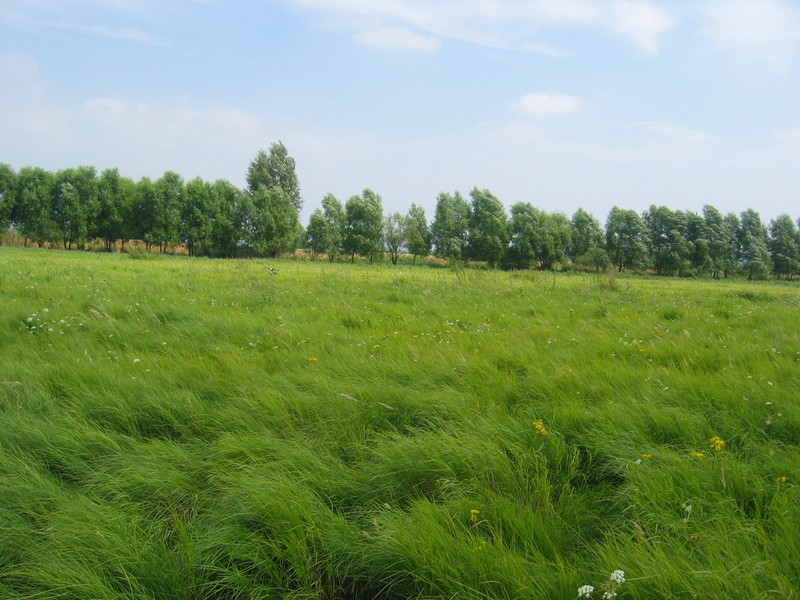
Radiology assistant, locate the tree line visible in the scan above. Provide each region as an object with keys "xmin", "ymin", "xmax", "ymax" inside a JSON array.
[
  {"xmin": 0, "ymin": 143, "xmax": 302, "ymax": 258},
  {"xmin": 1, "ymin": 143, "xmax": 798, "ymax": 279}
]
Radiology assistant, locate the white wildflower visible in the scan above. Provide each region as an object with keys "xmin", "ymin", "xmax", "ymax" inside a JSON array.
[
  {"xmin": 578, "ymin": 585, "xmax": 594, "ymax": 598},
  {"xmin": 610, "ymin": 570, "xmax": 625, "ymax": 584}
]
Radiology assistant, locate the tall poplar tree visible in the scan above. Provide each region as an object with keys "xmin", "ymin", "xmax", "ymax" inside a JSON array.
[{"xmin": 246, "ymin": 141, "xmax": 301, "ymax": 211}]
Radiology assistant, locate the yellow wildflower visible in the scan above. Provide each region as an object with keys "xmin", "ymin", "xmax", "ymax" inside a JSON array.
[
  {"xmin": 777, "ymin": 476, "xmax": 788, "ymax": 483},
  {"xmin": 642, "ymin": 453, "xmax": 652, "ymax": 460},
  {"xmin": 532, "ymin": 419, "xmax": 548, "ymax": 435},
  {"xmin": 470, "ymin": 509, "xmax": 480, "ymax": 523},
  {"xmin": 690, "ymin": 451, "xmax": 705, "ymax": 458},
  {"xmin": 372, "ymin": 344, "xmax": 381, "ymax": 350},
  {"xmin": 307, "ymin": 357, "xmax": 318, "ymax": 363},
  {"xmin": 709, "ymin": 436, "xmax": 725, "ymax": 452}
]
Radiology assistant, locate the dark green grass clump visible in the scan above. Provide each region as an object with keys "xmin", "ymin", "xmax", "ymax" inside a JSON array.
[{"xmin": 1, "ymin": 247, "xmax": 798, "ymax": 599}]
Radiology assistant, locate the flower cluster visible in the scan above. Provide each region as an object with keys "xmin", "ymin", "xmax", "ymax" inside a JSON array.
[
  {"xmin": 578, "ymin": 570, "xmax": 626, "ymax": 599},
  {"xmin": 709, "ymin": 436, "xmax": 725, "ymax": 452},
  {"xmin": 532, "ymin": 419, "xmax": 548, "ymax": 436},
  {"xmin": 470, "ymin": 509, "xmax": 480, "ymax": 523},
  {"xmin": 23, "ymin": 309, "xmax": 83, "ymax": 335}
]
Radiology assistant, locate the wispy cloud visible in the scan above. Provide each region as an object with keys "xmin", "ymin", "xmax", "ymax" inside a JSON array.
[
  {"xmin": 353, "ymin": 26, "xmax": 440, "ymax": 51},
  {"xmin": 282, "ymin": 0, "xmax": 676, "ymax": 54},
  {"xmin": 1, "ymin": 0, "xmax": 166, "ymax": 45},
  {"xmin": 82, "ymin": 97, "xmax": 264, "ymax": 149},
  {"xmin": 512, "ymin": 91, "xmax": 585, "ymax": 118},
  {"xmin": 642, "ymin": 121, "xmax": 717, "ymax": 143},
  {"xmin": 73, "ymin": 23, "xmax": 164, "ymax": 44},
  {"xmin": 703, "ymin": 0, "xmax": 800, "ymax": 63}
]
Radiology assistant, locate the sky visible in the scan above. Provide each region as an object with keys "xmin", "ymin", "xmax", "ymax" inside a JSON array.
[{"xmin": 1, "ymin": 0, "xmax": 799, "ymax": 225}]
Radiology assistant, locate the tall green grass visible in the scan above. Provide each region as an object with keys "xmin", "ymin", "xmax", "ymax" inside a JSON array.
[{"xmin": 1, "ymin": 246, "xmax": 798, "ymax": 599}]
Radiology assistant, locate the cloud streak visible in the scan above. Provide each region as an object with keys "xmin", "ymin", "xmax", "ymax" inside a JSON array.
[
  {"xmin": 512, "ymin": 91, "xmax": 585, "ymax": 118},
  {"xmin": 353, "ymin": 26, "xmax": 440, "ymax": 51},
  {"xmin": 282, "ymin": 0, "xmax": 676, "ymax": 54},
  {"xmin": 641, "ymin": 121, "xmax": 717, "ymax": 143}
]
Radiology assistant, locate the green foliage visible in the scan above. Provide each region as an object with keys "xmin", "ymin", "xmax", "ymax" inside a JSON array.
[
  {"xmin": 606, "ymin": 206, "xmax": 649, "ymax": 272},
  {"xmin": 2, "ymin": 248, "xmax": 799, "ymax": 599},
  {"xmin": 209, "ymin": 179, "xmax": 245, "ymax": 258},
  {"xmin": 180, "ymin": 178, "xmax": 215, "ymax": 257},
  {"xmin": 383, "ymin": 212, "xmax": 408, "ymax": 265},
  {"xmin": 404, "ymin": 203, "xmax": 430, "ymax": 263},
  {"xmin": 506, "ymin": 202, "xmax": 541, "ymax": 269},
  {"xmin": 250, "ymin": 185, "xmax": 299, "ymax": 257},
  {"xmin": 570, "ymin": 207, "xmax": 604, "ymax": 260},
  {"xmin": 0, "ymin": 163, "xmax": 17, "ymax": 236},
  {"xmin": 3, "ymin": 159, "xmax": 800, "ymax": 286},
  {"xmin": 431, "ymin": 191, "xmax": 470, "ymax": 262},
  {"xmin": 15, "ymin": 166, "xmax": 55, "ymax": 246},
  {"xmin": 246, "ymin": 141, "xmax": 302, "ymax": 211},
  {"xmin": 343, "ymin": 189, "xmax": 383, "ymax": 263},
  {"xmin": 467, "ymin": 187, "xmax": 508, "ymax": 268},
  {"xmin": 575, "ymin": 247, "xmax": 611, "ymax": 273},
  {"xmin": 152, "ymin": 171, "xmax": 184, "ymax": 252},
  {"xmin": 92, "ymin": 168, "xmax": 129, "ymax": 250},
  {"xmin": 306, "ymin": 209, "xmax": 330, "ymax": 259},
  {"xmin": 643, "ymin": 205, "xmax": 692, "ymax": 276},
  {"xmin": 738, "ymin": 209, "xmax": 772, "ymax": 280},
  {"xmin": 768, "ymin": 215, "xmax": 799, "ymax": 279}
]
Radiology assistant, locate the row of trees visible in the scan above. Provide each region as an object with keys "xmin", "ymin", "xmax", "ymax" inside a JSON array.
[
  {"xmin": 2, "ymin": 143, "xmax": 799, "ymax": 279},
  {"xmin": 0, "ymin": 143, "xmax": 301, "ymax": 258},
  {"xmin": 306, "ymin": 187, "xmax": 799, "ymax": 279}
]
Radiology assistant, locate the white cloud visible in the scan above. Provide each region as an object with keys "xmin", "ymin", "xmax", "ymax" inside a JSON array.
[
  {"xmin": 642, "ymin": 121, "xmax": 716, "ymax": 143},
  {"xmin": 607, "ymin": 1, "xmax": 675, "ymax": 53},
  {"xmin": 703, "ymin": 0, "xmax": 800, "ymax": 62},
  {"xmin": 353, "ymin": 26, "xmax": 440, "ymax": 51},
  {"xmin": 81, "ymin": 97, "xmax": 264, "ymax": 150},
  {"xmin": 0, "ymin": 52, "xmax": 67, "ymax": 138},
  {"xmin": 282, "ymin": 0, "xmax": 676, "ymax": 54},
  {"xmin": 78, "ymin": 24, "xmax": 163, "ymax": 44},
  {"xmin": 773, "ymin": 128, "xmax": 800, "ymax": 144},
  {"xmin": 512, "ymin": 91, "xmax": 585, "ymax": 118}
]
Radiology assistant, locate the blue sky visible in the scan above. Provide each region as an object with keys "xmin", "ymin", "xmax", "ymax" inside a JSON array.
[{"xmin": 1, "ymin": 0, "xmax": 799, "ymax": 224}]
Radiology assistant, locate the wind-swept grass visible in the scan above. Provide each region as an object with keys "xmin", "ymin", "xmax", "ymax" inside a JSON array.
[{"xmin": 1, "ymin": 246, "xmax": 798, "ymax": 599}]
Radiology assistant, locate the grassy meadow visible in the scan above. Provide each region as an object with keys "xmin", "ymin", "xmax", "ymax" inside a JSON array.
[{"xmin": 1, "ymin": 246, "xmax": 798, "ymax": 600}]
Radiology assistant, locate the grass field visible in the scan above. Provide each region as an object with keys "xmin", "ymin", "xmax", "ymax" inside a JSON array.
[{"xmin": 1, "ymin": 246, "xmax": 798, "ymax": 600}]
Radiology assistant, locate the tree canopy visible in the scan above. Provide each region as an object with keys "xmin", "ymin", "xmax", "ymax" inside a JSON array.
[{"xmin": 1, "ymin": 153, "xmax": 799, "ymax": 281}]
